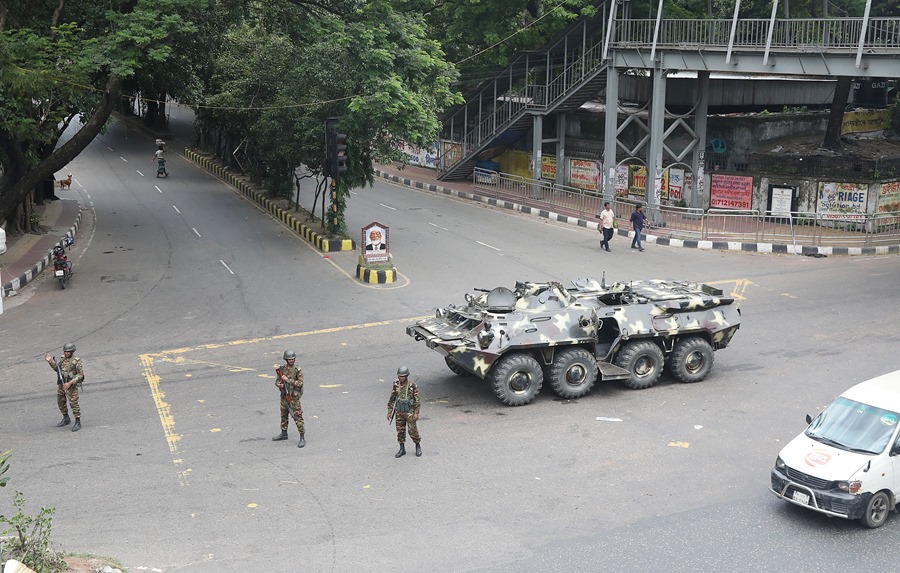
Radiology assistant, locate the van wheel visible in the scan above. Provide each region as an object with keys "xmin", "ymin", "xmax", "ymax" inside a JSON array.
[
  {"xmin": 861, "ymin": 491, "xmax": 890, "ymax": 528},
  {"xmin": 614, "ymin": 340, "xmax": 664, "ymax": 389},
  {"xmin": 668, "ymin": 337, "xmax": 714, "ymax": 383},
  {"xmin": 548, "ymin": 348, "xmax": 598, "ymax": 399},
  {"xmin": 488, "ymin": 353, "xmax": 543, "ymax": 406}
]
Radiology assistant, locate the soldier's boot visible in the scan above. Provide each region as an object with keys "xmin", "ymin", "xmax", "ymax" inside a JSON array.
[
  {"xmin": 297, "ymin": 434, "xmax": 306, "ymax": 448},
  {"xmin": 56, "ymin": 415, "xmax": 71, "ymax": 427},
  {"xmin": 71, "ymin": 418, "xmax": 81, "ymax": 432},
  {"xmin": 272, "ymin": 430, "xmax": 288, "ymax": 441},
  {"xmin": 395, "ymin": 443, "xmax": 406, "ymax": 458},
  {"xmin": 415, "ymin": 442, "xmax": 422, "ymax": 457}
]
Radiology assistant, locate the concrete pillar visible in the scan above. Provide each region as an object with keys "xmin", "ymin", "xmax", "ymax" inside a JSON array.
[
  {"xmin": 556, "ymin": 113, "xmax": 567, "ymax": 186},
  {"xmin": 691, "ymin": 71, "xmax": 710, "ymax": 209},
  {"xmin": 603, "ymin": 65, "xmax": 619, "ymax": 204},
  {"xmin": 532, "ymin": 114, "xmax": 543, "ymax": 182},
  {"xmin": 647, "ymin": 67, "xmax": 667, "ymax": 224}
]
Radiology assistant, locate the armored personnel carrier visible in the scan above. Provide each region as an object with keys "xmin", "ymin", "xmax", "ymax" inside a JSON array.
[{"xmin": 407, "ymin": 277, "xmax": 741, "ymax": 406}]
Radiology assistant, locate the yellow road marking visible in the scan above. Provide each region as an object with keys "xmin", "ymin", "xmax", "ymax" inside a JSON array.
[
  {"xmin": 320, "ymin": 384, "xmax": 343, "ymax": 388},
  {"xmin": 139, "ymin": 314, "xmax": 430, "ymax": 485},
  {"xmin": 706, "ymin": 278, "xmax": 755, "ymax": 301},
  {"xmin": 668, "ymin": 441, "xmax": 691, "ymax": 448}
]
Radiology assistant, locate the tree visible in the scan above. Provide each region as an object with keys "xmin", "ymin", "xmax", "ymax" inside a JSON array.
[
  {"xmin": 0, "ymin": 0, "xmax": 201, "ymax": 231},
  {"xmin": 195, "ymin": 0, "xmax": 461, "ymax": 238}
]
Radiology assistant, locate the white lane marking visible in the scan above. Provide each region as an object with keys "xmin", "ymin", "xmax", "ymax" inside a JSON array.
[
  {"xmin": 173, "ymin": 205, "xmax": 181, "ymax": 214},
  {"xmin": 429, "ymin": 222, "xmax": 449, "ymax": 231},
  {"xmin": 155, "ymin": 186, "xmax": 162, "ymax": 193},
  {"xmin": 192, "ymin": 228, "xmax": 201, "ymax": 238},
  {"xmin": 106, "ymin": 146, "xmax": 114, "ymax": 151},
  {"xmin": 137, "ymin": 170, "xmax": 145, "ymax": 177},
  {"xmin": 120, "ymin": 157, "xmax": 128, "ymax": 162},
  {"xmin": 379, "ymin": 203, "xmax": 397, "ymax": 210},
  {"xmin": 220, "ymin": 260, "xmax": 235, "ymax": 274},
  {"xmin": 476, "ymin": 240, "xmax": 501, "ymax": 251}
]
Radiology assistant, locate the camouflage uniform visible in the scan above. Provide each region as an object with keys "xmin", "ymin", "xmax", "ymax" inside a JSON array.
[
  {"xmin": 278, "ymin": 364, "xmax": 304, "ymax": 435},
  {"xmin": 47, "ymin": 353, "xmax": 83, "ymax": 428},
  {"xmin": 388, "ymin": 376, "xmax": 421, "ymax": 456}
]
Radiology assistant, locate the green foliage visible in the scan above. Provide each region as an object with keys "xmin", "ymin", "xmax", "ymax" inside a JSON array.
[
  {"xmin": 0, "ymin": 450, "xmax": 10, "ymax": 488},
  {"xmin": 887, "ymin": 98, "xmax": 900, "ymax": 137},
  {"xmin": 0, "ymin": 491, "xmax": 67, "ymax": 573}
]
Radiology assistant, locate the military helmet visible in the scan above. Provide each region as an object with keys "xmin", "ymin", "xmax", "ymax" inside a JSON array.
[
  {"xmin": 283, "ymin": 350, "xmax": 296, "ymax": 360},
  {"xmin": 63, "ymin": 342, "xmax": 76, "ymax": 353},
  {"xmin": 397, "ymin": 365, "xmax": 410, "ymax": 377}
]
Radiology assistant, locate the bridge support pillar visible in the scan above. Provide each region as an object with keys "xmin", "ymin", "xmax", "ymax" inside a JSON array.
[
  {"xmin": 692, "ymin": 71, "xmax": 710, "ymax": 209},
  {"xmin": 647, "ymin": 67, "xmax": 667, "ymax": 224},
  {"xmin": 531, "ymin": 114, "xmax": 543, "ymax": 182},
  {"xmin": 555, "ymin": 113, "xmax": 567, "ymax": 186},
  {"xmin": 603, "ymin": 64, "xmax": 619, "ymax": 204}
]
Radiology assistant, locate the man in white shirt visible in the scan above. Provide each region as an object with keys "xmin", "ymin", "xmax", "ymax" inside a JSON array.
[{"xmin": 599, "ymin": 202, "xmax": 615, "ymax": 252}]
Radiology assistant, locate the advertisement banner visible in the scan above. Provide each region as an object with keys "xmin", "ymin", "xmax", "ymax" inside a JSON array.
[
  {"xmin": 817, "ymin": 182, "xmax": 868, "ymax": 220},
  {"xmin": 541, "ymin": 156, "xmax": 557, "ymax": 181},
  {"xmin": 841, "ymin": 109, "xmax": 888, "ymax": 135},
  {"xmin": 665, "ymin": 168, "xmax": 684, "ymax": 202},
  {"xmin": 875, "ymin": 180, "xmax": 900, "ymax": 226},
  {"xmin": 615, "ymin": 165, "xmax": 629, "ymax": 198},
  {"xmin": 441, "ymin": 141, "xmax": 462, "ymax": 169},
  {"xmin": 400, "ymin": 141, "xmax": 438, "ymax": 169},
  {"xmin": 628, "ymin": 165, "xmax": 647, "ymax": 197},
  {"xmin": 568, "ymin": 159, "xmax": 599, "ymax": 192},
  {"xmin": 710, "ymin": 174, "xmax": 753, "ymax": 209}
]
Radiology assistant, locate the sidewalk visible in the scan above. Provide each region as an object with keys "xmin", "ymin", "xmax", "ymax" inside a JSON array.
[{"xmin": 1, "ymin": 196, "xmax": 83, "ymax": 300}]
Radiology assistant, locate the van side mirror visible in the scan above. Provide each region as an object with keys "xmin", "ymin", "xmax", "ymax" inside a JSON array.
[{"xmin": 805, "ymin": 414, "xmax": 812, "ymax": 424}]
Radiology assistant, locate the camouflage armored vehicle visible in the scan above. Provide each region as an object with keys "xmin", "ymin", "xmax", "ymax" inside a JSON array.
[{"xmin": 406, "ymin": 277, "xmax": 741, "ymax": 406}]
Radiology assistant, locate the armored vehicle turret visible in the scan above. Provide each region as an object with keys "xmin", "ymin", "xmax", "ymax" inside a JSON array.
[{"xmin": 406, "ymin": 277, "xmax": 741, "ymax": 406}]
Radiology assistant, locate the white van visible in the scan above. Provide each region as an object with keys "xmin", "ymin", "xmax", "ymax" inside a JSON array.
[{"xmin": 770, "ymin": 370, "xmax": 900, "ymax": 528}]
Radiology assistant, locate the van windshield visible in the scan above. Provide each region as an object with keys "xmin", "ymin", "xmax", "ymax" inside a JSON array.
[{"xmin": 806, "ymin": 396, "xmax": 900, "ymax": 455}]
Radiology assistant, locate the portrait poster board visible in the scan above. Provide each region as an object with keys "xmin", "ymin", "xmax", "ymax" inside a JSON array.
[
  {"xmin": 361, "ymin": 222, "xmax": 390, "ymax": 263},
  {"xmin": 710, "ymin": 174, "xmax": 753, "ymax": 209},
  {"xmin": 540, "ymin": 156, "xmax": 557, "ymax": 181}
]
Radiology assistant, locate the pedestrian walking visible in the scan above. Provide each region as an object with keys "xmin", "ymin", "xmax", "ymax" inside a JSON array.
[
  {"xmin": 272, "ymin": 350, "xmax": 306, "ymax": 448},
  {"xmin": 630, "ymin": 204, "xmax": 648, "ymax": 251},
  {"xmin": 44, "ymin": 342, "xmax": 84, "ymax": 432},
  {"xmin": 387, "ymin": 366, "xmax": 422, "ymax": 458},
  {"xmin": 598, "ymin": 202, "xmax": 615, "ymax": 252}
]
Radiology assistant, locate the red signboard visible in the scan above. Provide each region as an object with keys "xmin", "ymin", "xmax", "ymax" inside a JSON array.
[{"xmin": 710, "ymin": 174, "xmax": 753, "ymax": 210}]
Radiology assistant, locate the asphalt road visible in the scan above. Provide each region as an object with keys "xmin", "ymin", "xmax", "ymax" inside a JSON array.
[{"xmin": 1, "ymin": 114, "xmax": 899, "ymax": 572}]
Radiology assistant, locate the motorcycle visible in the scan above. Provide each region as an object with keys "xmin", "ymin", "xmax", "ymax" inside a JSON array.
[{"xmin": 52, "ymin": 245, "xmax": 72, "ymax": 289}]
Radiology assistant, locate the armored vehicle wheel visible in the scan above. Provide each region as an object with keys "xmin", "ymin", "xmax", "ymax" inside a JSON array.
[
  {"xmin": 614, "ymin": 340, "xmax": 664, "ymax": 389},
  {"xmin": 548, "ymin": 348, "xmax": 598, "ymax": 399},
  {"xmin": 861, "ymin": 491, "xmax": 890, "ymax": 528},
  {"xmin": 444, "ymin": 356, "xmax": 470, "ymax": 377},
  {"xmin": 668, "ymin": 337, "xmax": 714, "ymax": 383},
  {"xmin": 488, "ymin": 353, "xmax": 544, "ymax": 406}
]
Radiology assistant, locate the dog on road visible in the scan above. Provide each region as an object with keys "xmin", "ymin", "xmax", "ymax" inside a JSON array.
[{"xmin": 58, "ymin": 174, "xmax": 73, "ymax": 189}]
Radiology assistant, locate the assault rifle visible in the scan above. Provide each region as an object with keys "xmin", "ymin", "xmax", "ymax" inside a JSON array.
[
  {"xmin": 276, "ymin": 367, "xmax": 296, "ymax": 421},
  {"xmin": 388, "ymin": 377, "xmax": 418, "ymax": 424},
  {"xmin": 54, "ymin": 357, "xmax": 65, "ymax": 387}
]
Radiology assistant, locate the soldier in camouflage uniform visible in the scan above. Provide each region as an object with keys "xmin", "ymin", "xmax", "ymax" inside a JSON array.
[
  {"xmin": 44, "ymin": 342, "xmax": 84, "ymax": 432},
  {"xmin": 272, "ymin": 350, "xmax": 306, "ymax": 448},
  {"xmin": 387, "ymin": 366, "xmax": 422, "ymax": 458}
]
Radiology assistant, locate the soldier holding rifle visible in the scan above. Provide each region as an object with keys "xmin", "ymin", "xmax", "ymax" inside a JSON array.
[
  {"xmin": 44, "ymin": 342, "xmax": 84, "ymax": 432},
  {"xmin": 273, "ymin": 350, "xmax": 306, "ymax": 448},
  {"xmin": 387, "ymin": 366, "xmax": 422, "ymax": 458}
]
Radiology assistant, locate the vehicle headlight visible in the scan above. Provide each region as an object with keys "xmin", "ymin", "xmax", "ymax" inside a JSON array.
[
  {"xmin": 775, "ymin": 457, "xmax": 786, "ymax": 470},
  {"xmin": 837, "ymin": 480, "xmax": 862, "ymax": 494},
  {"xmin": 477, "ymin": 328, "xmax": 495, "ymax": 349}
]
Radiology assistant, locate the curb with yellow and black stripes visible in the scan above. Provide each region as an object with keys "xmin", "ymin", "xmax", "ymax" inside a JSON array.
[{"xmin": 185, "ymin": 149, "xmax": 355, "ymax": 253}]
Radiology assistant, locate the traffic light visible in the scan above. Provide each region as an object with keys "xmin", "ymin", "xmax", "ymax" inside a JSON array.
[
  {"xmin": 324, "ymin": 116, "xmax": 348, "ymax": 180},
  {"xmin": 333, "ymin": 132, "xmax": 348, "ymax": 179}
]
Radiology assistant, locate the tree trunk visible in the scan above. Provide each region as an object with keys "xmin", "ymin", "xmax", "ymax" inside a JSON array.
[
  {"xmin": 0, "ymin": 75, "xmax": 123, "ymax": 222},
  {"xmin": 824, "ymin": 76, "xmax": 853, "ymax": 149}
]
